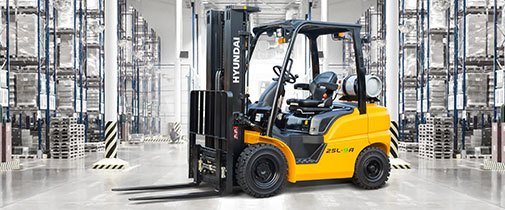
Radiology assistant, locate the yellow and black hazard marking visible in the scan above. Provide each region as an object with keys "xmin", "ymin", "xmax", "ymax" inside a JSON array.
[
  {"xmin": 389, "ymin": 121, "xmax": 399, "ymax": 158},
  {"xmin": 389, "ymin": 121, "xmax": 412, "ymax": 170},
  {"xmin": 105, "ymin": 121, "xmax": 118, "ymax": 158},
  {"xmin": 92, "ymin": 121, "xmax": 129, "ymax": 170},
  {"xmin": 92, "ymin": 164, "xmax": 126, "ymax": 170}
]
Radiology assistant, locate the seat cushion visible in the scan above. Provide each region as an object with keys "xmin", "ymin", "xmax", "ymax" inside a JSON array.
[
  {"xmin": 287, "ymin": 99, "xmax": 324, "ymax": 107},
  {"xmin": 289, "ymin": 106, "xmax": 332, "ymax": 114}
]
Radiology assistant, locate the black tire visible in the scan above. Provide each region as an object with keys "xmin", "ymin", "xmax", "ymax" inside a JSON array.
[
  {"xmin": 236, "ymin": 144, "xmax": 287, "ymax": 198},
  {"xmin": 352, "ymin": 146, "xmax": 390, "ymax": 189}
]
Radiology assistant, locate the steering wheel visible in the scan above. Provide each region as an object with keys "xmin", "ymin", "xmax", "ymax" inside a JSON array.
[{"xmin": 273, "ymin": 65, "xmax": 297, "ymax": 84}]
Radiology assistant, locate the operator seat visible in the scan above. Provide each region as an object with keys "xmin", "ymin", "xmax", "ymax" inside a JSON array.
[{"xmin": 287, "ymin": 71, "xmax": 338, "ymax": 115}]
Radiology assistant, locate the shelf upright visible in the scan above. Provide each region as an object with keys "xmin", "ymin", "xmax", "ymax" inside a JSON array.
[
  {"xmin": 45, "ymin": 0, "xmax": 51, "ymax": 155},
  {"xmin": 493, "ymin": 0, "xmax": 499, "ymax": 121},
  {"xmin": 419, "ymin": 0, "xmax": 425, "ymax": 125},
  {"xmin": 400, "ymin": 0, "xmax": 405, "ymax": 141},
  {"xmin": 158, "ymin": 37, "xmax": 161, "ymax": 134},
  {"xmin": 79, "ymin": 0, "xmax": 84, "ymax": 124},
  {"xmin": 99, "ymin": 0, "xmax": 104, "ymax": 141},
  {"xmin": 453, "ymin": 0, "xmax": 460, "ymax": 154},
  {"xmin": 462, "ymin": 0, "xmax": 468, "ymax": 151},
  {"xmin": 5, "ymin": 0, "xmax": 10, "ymax": 122},
  {"xmin": 53, "ymin": 7, "xmax": 58, "ymax": 117},
  {"xmin": 37, "ymin": 0, "xmax": 42, "ymax": 151},
  {"xmin": 426, "ymin": 0, "xmax": 431, "ymax": 113}
]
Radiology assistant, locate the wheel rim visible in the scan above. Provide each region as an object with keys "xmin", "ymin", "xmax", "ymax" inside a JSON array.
[
  {"xmin": 251, "ymin": 155, "xmax": 280, "ymax": 189},
  {"xmin": 364, "ymin": 157, "xmax": 384, "ymax": 182}
]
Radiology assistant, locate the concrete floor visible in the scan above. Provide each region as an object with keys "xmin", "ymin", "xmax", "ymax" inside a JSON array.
[{"xmin": 1, "ymin": 143, "xmax": 504, "ymax": 210}]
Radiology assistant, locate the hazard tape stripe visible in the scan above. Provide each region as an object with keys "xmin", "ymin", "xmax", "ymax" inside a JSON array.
[
  {"xmin": 389, "ymin": 121, "xmax": 400, "ymax": 158},
  {"xmin": 105, "ymin": 121, "xmax": 118, "ymax": 158}
]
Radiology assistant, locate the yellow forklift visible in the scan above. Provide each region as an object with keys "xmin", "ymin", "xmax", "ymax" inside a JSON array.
[{"xmin": 113, "ymin": 6, "xmax": 391, "ymax": 200}]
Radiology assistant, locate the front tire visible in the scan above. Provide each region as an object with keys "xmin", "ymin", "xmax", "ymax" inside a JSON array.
[
  {"xmin": 352, "ymin": 146, "xmax": 390, "ymax": 189},
  {"xmin": 236, "ymin": 144, "xmax": 287, "ymax": 198}
]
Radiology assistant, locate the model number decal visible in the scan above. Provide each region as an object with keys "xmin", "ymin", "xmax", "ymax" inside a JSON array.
[{"xmin": 326, "ymin": 147, "xmax": 354, "ymax": 153}]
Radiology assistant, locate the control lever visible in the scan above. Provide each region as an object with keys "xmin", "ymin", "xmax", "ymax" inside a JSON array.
[{"xmin": 234, "ymin": 113, "xmax": 264, "ymax": 132}]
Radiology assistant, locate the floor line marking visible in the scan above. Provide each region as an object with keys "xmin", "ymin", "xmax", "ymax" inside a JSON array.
[
  {"xmin": 87, "ymin": 181, "xmax": 101, "ymax": 188},
  {"xmin": 122, "ymin": 164, "xmax": 141, "ymax": 173},
  {"xmin": 19, "ymin": 165, "xmax": 46, "ymax": 171},
  {"xmin": 458, "ymin": 164, "xmax": 484, "ymax": 171}
]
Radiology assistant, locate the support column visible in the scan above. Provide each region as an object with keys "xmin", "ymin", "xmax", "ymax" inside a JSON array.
[
  {"xmin": 321, "ymin": 0, "xmax": 329, "ymax": 72},
  {"xmin": 386, "ymin": 0, "xmax": 399, "ymax": 123},
  {"xmin": 386, "ymin": 0, "xmax": 409, "ymax": 169},
  {"xmin": 93, "ymin": 0, "xmax": 128, "ymax": 170},
  {"xmin": 175, "ymin": 0, "xmax": 183, "ymax": 125}
]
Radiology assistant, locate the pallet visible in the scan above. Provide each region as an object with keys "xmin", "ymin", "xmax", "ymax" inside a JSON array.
[
  {"xmin": 84, "ymin": 142, "xmax": 105, "ymax": 152},
  {"xmin": 483, "ymin": 160, "xmax": 505, "ymax": 171},
  {"xmin": 466, "ymin": 154, "xmax": 492, "ymax": 159},
  {"xmin": 399, "ymin": 142, "xmax": 419, "ymax": 152},
  {"xmin": 12, "ymin": 154, "xmax": 38, "ymax": 159},
  {"xmin": 0, "ymin": 160, "xmax": 21, "ymax": 171},
  {"xmin": 418, "ymin": 154, "xmax": 452, "ymax": 159},
  {"xmin": 51, "ymin": 154, "xmax": 85, "ymax": 159}
]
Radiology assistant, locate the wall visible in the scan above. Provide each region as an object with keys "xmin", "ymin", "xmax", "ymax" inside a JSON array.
[
  {"xmin": 127, "ymin": 0, "xmax": 193, "ymax": 135},
  {"xmin": 127, "ymin": 0, "xmax": 375, "ymax": 135}
]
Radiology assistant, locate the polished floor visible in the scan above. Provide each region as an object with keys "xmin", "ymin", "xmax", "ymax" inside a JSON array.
[{"xmin": 1, "ymin": 143, "xmax": 504, "ymax": 210}]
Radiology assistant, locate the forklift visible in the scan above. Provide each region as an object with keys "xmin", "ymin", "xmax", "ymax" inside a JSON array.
[{"xmin": 113, "ymin": 5, "xmax": 391, "ymax": 200}]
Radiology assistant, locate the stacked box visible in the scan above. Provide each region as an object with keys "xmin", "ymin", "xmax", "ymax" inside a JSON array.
[
  {"xmin": 87, "ymin": 19, "xmax": 100, "ymax": 45},
  {"xmin": 50, "ymin": 117, "xmax": 85, "ymax": 159},
  {"xmin": 428, "ymin": 79, "xmax": 446, "ymax": 110},
  {"xmin": 21, "ymin": 129, "xmax": 33, "ymax": 147},
  {"xmin": 403, "ymin": 77, "xmax": 417, "ymax": 111},
  {"xmin": 465, "ymin": 14, "xmax": 487, "ymax": 57},
  {"xmin": 15, "ymin": 73, "xmax": 55, "ymax": 107},
  {"xmin": 56, "ymin": 79, "xmax": 75, "ymax": 110},
  {"xmin": 58, "ymin": 34, "xmax": 76, "ymax": 68},
  {"xmin": 429, "ymin": 0, "xmax": 447, "ymax": 29},
  {"xmin": 466, "ymin": 73, "xmax": 488, "ymax": 106},
  {"xmin": 85, "ymin": 142, "xmax": 104, "ymax": 152},
  {"xmin": 470, "ymin": 129, "xmax": 484, "ymax": 148},
  {"xmin": 87, "ymin": 89, "xmax": 100, "ymax": 111},
  {"xmin": 7, "ymin": 13, "xmax": 40, "ymax": 57},
  {"xmin": 429, "ymin": 35, "xmax": 445, "ymax": 69},
  {"xmin": 399, "ymin": 142, "xmax": 419, "ymax": 152},
  {"xmin": 55, "ymin": 0, "xmax": 74, "ymax": 28},
  {"xmin": 419, "ymin": 117, "xmax": 453, "ymax": 159},
  {"xmin": 87, "ymin": 48, "xmax": 100, "ymax": 76}
]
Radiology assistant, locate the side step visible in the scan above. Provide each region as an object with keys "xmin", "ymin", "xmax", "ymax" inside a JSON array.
[
  {"xmin": 112, "ymin": 182, "xmax": 198, "ymax": 192},
  {"xmin": 129, "ymin": 191, "xmax": 219, "ymax": 201}
]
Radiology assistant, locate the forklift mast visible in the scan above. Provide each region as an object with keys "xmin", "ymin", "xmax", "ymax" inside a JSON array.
[
  {"xmin": 192, "ymin": 5, "xmax": 259, "ymax": 193},
  {"xmin": 205, "ymin": 10, "xmax": 223, "ymax": 91}
]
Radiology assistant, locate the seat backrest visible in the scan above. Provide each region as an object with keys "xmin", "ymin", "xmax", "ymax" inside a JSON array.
[
  {"xmin": 309, "ymin": 71, "xmax": 338, "ymax": 100},
  {"xmin": 253, "ymin": 81, "xmax": 285, "ymax": 108}
]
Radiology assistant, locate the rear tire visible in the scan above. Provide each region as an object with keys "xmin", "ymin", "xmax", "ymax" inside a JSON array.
[
  {"xmin": 352, "ymin": 146, "xmax": 390, "ymax": 189},
  {"xmin": 236, "ymin": 144, "xmax": 287, "ymax": 198}
]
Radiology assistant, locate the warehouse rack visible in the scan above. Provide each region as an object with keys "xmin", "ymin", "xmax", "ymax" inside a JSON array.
[
  {"xmin": 117, "ymin": 0, "xmax": 161, "ymax": 141},
  {"xmin": 0, "ymin": 0, "xmax": 160, "ymax": 157},
  {"xmin": 398, "ymin": 0, "xmax": 504, "ymax": 157}
]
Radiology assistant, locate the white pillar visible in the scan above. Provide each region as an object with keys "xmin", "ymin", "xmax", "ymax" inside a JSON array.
[
  {"xmin": 386, "ymin": 0, "xmax": 399, "ymax": 122},
  {"xmin": 385, "ymin": 0, "xmax": 409, "ymax": 168},
  {"xmin": 174, "ymin": 0, "xmax": 182, "ymax": 124},
  {"xmin": 105, "ymin": 0, "xmax": 118, "ymax": 125},
  {"xmin": 321, "ymin": 0, "xmax": 329, "ymax": 72},
  {"xmin": 93, "ymin": 0, "xmax": 129, "ymax": 169}
]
